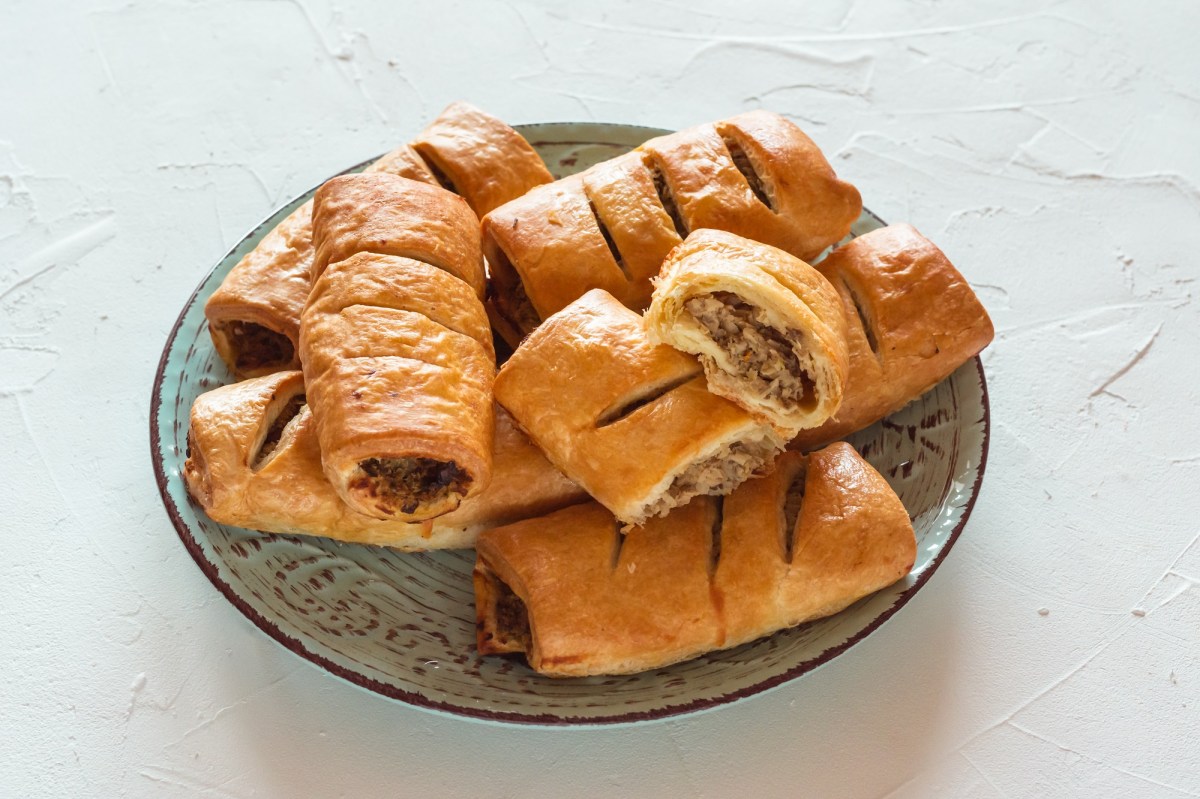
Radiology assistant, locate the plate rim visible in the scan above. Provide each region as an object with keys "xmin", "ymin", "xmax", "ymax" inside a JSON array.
[{"xmin": 149, "ymin": 121, "xmax": 990, "ymax": 727}]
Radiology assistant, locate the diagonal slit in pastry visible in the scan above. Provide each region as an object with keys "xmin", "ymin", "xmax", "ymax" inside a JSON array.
[
  {"xmin": 411, "ymin": 148, "xmax": 460, "ymax": 195},
  {"xmin": 781, "ymin": 462, "xmax": 807, "ymax": 564},
  {"xmin": 483, "ymin": 228, "xmax": 542, "ymax": 345},
  {"xmin": 720, "ymin": 133, "xmax": 776, "ymax": 211},
  {"xmin": 594, "ymin": 371, "xmax": 702, "ymax": 428},
  {"xmin": 251, "ymin": 387, "xmax": 308, "ymax": 471},
  {"xmin": 644, "ymin": 156, "xmax": 689, "ymax": 240},
  {"xmin": 843, "ymin": 278, "xmax": 881, "ymax": 358},
  {"xmin": 586, "ymin": 195, "xmax": 632, "ymax": 281},
  {"xmin": 708, "ymin": 496, "xmax": 725, "ymax": 577}
]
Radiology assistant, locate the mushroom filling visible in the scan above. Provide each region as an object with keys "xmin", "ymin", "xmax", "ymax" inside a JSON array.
[
  {"xmin": 227, "ymin": 321, "xmax": 294, "ymax": 372},
  {"xmin": 643, "ymin": 436, "xmax": 780, "ymax": 520},
  {"xmin": 684, "ymin": 292, "xmax": 817, "ymax": 409},
  {"xmin": 354, "ymin": 457, "xmax": 470, "ymax": 514}
]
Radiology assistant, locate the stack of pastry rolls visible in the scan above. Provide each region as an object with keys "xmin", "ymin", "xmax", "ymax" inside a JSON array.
[
  {"xmin": 204, "ymin": 101, "xmax": 553, "ymax": 380},
  {"xmin": 186, "ymin": 103, "xmax": 590, "ymax": 547},
  {"xmin": 182, "ymin": 106, "xmax": 995, "ymax": 678}
]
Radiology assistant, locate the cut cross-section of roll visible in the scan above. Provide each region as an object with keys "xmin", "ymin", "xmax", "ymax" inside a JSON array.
[
  {"xmin": 301, "ymin": 175, "xmax": 494, "ymax": 521},
  {"xmin": 645, "ymin": 229, "xmax": 850, "ymax": 434},
  {"xmin": 494, "ymin": 289, "xmax": 784, "ymax": 528}
]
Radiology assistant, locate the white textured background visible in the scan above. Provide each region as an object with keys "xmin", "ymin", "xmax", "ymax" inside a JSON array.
[{"xmin": 3, "ymin": 1, "xmax": 1198, "ymax": 796}]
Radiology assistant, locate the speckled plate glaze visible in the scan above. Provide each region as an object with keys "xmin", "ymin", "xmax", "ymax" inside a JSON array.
[{"xmin": 151, "ymin": 122, "xmax": 989, "ymax": 726}]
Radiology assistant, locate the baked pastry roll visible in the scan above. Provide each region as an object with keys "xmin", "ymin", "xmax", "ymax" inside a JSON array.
[
  {"xmin": 474, "ymin": 443, "xmax": 916, "ymax": 677},
  {"xmin": 204, "ymin": 102, "xmax": 551, "ymax": 379},
  {"xmin": 301, "ymin": 176, "xmax": 494, "ymax": 521},
  {"xmin": 411, "ymin": 101, "xmax": 553, "ymax": 217},
  {"xmin": 310, "ymin": 172, "xmax": 486, "ymax": 295},
  {"xmin": 494, "ymin": 289, "xmax": 784, "ymax": 527},
  {"xmin": 645, "ymin": 229, "xmax": 850, "ymax": 433},
  {"xmin": 789, "ymin": 224, "xmax": 995, "ymax": 451},
  {"xmin": 182, "ymin": 372, "xmax": 587, "ymax": 549},
  {"xmin": 484, "ymin": 110, "xmax": 861, "ymax": 343}
]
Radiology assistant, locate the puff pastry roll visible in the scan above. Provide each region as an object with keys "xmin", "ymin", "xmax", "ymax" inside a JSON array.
[
  {"xmin": 484, "ymin": 110, "xmax": 861, "ymax": 343},
  {"xmin": 494, "ymin": 289, "xmax": 784, "ymax": 527},
  {"xmin": 789, "ymin": 224, "xmax": 995, "ymax": 451},
  {"xmin": 301, "ymin": 176, "xmax": 494, "ymax": 521},
  {"xmin": 474, "ymin": 443, "xmax": 916, "ymax": 677},
  {"xmin": 182, "ymin": 372, "xmax": 587, "ymax": 549},
  {"xmin": 205, "ymin": 102, "xmax": 551, "ymax": 379},
  {"xmin": 645, "ymin": 229, "xmax": 850, "ymax": 433},
  {"xmin": 411, "ymin": 101, "xmax": 553, "ymax": 217}
]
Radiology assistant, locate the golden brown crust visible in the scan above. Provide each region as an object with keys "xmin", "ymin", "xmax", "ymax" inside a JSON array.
[
  {"xmin": 412, "ymin": 101, "xmax": 554, "ymax": 217},
  {"xmin": 182, "ymin": 373, "xmax": 588, "ymax": 549},
  {"xmin": 645, "ymin": 228, "xmax": 850, "ymax": 432},
  {"xmin": 494, "ymin": 289, "xmax": 782, "ymax": 526},
  {"xmin": 204, "ymin": 103, "xmax": 550, "ymax": 379},
  {"xmin": 310, "ymin": 173, "xmax": 486, "ymax": 296},
  {"xmin": 204, "ymin": 201, "xmax": 316, "ymax": 378},
  {"xmin": 789, "ymin": 224, "xmax": 995, "ymax": 450},
  {"xmin": 474, "ymin": 442, "xmax": 916, "ymax": 677},
  {"xmin": 482, "ymin": 110, "xmax": 861, "ymax": 338},
  {"xmin": 302, "ymin": 179, "xmax": 494, "ymax": 521}
]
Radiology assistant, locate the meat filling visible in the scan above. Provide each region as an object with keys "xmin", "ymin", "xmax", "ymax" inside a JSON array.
[
  {"xmin": 684, "ymin": 292, "xmax": 817, "ymax": 410},
  {"xmin": 782, "ymin": 468, "xmax": 806, "ymax": 562},
  {"xmin": 642, "ymin": 435, "xmax": 781, "ymax": 521},
  {"xmin": 723, "ymin": 136, "xmax": 774, "ymax": 210},
  {"xmin": 354, "ymin": 457, "xmax": 470, "ymax": 515},
  {"xmin": 498, "ymin": 278, "xmax": 541, "ymax": 338},
  {"xmin": 226, "ymin": 321, "xmax": 294, "ymax": 373},
  {"xmin": 492, "ymin": 580, "xmax": 532, "ymax": 653},
  {"xmin": 253, "ymin": 394, "xmax": 306, "ymax": 469},
  {"xmin": 476, "ymin": 565, "xmax": 531, "ymax": 656}
]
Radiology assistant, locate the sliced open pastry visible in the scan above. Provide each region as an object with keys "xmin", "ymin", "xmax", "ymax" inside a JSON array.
[
  {"xmin": 301, "ymin": 175, "xmax": 494, "ymax": 521},
  {"xmin": 182, "ymin": 372, "xmax": 587, "ymax": 549},
  {"xmin": 494, "ymin": 289, "xmax": 785, "ymax": 527},
  {"xmin": 789, "ymin": 224, "xmax": 995, "ymax": 451},
  {"xmin": 205, "ymin": 102, "xmax": 551, "ymax": 379},
  {"xmin": 645, "ymin": 229, "xmax": 849, "ymax": 433},
  {"xmin": 483, "ymin": 110, "xmax": 861, "ymax": 344},
  {"xmin": 474, "ymin": 443, "xmax": 916, "ymax": 677}
]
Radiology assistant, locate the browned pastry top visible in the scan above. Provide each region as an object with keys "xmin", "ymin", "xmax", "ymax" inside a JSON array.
[
  {"xmin": 475, "ymin": 443, "xmax": 916, "ymax": 676},
  {"xmin": 790, "ymin": 224, "xmax": 994, "ymax": 450},
  {"xmin": 310, "ymin": 173, "xmax": 486, "ymax": 296}
]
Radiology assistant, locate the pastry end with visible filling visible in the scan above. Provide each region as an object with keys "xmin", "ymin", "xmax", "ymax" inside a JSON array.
[
  {"xmin": 474, "ymin": 561, "xmax": 532, "ymax": 657},
  {"xmin": 350, "ymin": 457, "xmax": 471, "ymax": 518},
  {"xmin": 214, "ymin": 320, "xmax": 296, "ymax": 376},
  {"xmin": 638, "ymin": 431, "xmax": 782, "ymax": 526}
]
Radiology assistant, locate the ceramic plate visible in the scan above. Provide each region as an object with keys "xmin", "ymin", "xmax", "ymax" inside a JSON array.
[{"xmin": 151, "ymin": 122, "xmax": 989, "ymax": 726}]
